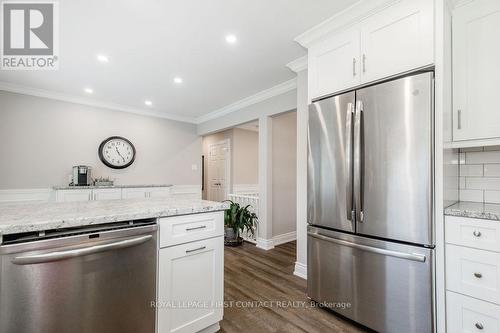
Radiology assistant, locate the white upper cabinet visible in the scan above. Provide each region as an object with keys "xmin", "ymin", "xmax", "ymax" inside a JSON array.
[
  {"xmin": 359, "ymin": 0, "xmax": 434, "ymax": 83},
  {"xmin": 309, "ymin": 29, "xmax": 361, "ymax": 99},
  {"xmin": 305, "ymin": 0, "xmax": 434, "ymax": 100},
  {"xmin": 453, "ymin": 0, "xmax": 500, "ymax": 142}
]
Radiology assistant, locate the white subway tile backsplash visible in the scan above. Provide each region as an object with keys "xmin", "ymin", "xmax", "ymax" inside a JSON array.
[
  {"xmin": 485, "ymin": 191, "xmax": 500, "ymax": 204},
  {"xmin": 484, "ymin": 164, "xmax": 500, "ymax": 177},
  {"xmin": 457, "ymin": 147, "xmax": 500, "ymax": 204},
  {"xmin": 465, "ymin": 151, "xmax": 500, "ymax": 164},
  {"xmin": 459, "ymin": 164, "xmax": 483, "ymax": 177},
  {"xmin": 460, "ymin": 189, "xmax": 484, "ymax": 202},
  {"xmin": 466, "ymin": 177, "xmax": 500, "ymax": 190}
]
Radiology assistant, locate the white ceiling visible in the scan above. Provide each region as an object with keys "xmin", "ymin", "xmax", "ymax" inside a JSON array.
[{"xmin": 0, "ymin": 0, "xmax": 358, "ymax": 122}]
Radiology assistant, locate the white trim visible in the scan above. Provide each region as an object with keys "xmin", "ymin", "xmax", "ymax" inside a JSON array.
[
  {"xmin": 286, "ymin": 56, "xmax": 308, "ymax": 73},
  {"xmin": 232, "ymin": 184, "xmax": 258, "ymax": 194},
  {"xmin": 444, "ymin": 138, "xmax": 500, "ymax": 149},
  {"xmin": 272, "ymin": 231, "xmax": 297, "ymax": 246},
  {"xmin": 294, "ymin": 0, "xmax": 398, "ymax": 48},
  {"xmin": 256, "ymin": 237, "xmax": 275, "ymax": 251},
  {"xmin": 0, "ymin": 81, "xmax": 196, "ymax": 124},
  {"xmin": 293, "ymin": 262, "xmax": 307, "ymax": 280},
  {"xmin": 195, "ymin": 79, "xmax": 297, "ymax": 124},
  {"xmin": 0, "ymin": 188, "xmax": 53, "ymax": 203}
]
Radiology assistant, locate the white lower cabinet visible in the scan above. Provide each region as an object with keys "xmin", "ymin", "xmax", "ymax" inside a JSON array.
[
  {"xmin": 92, "ymin": 188, "xmax": 122, "ymax": 201},
  {"xmin": 149, "ymin": 187, "xmax": 171, "ymax": 199},
  {"xmin": 55, "ymin": 189, "xmax": 93, "ymax": 202},
  {"xmin": 447, "ymin": 291, "xmax": 500, "ymax": 333},
  {"xmin": 122, "ymin": 188, "xmax": 149, "ymax": 199},
  {"xmin": 157, "ymin": 213, "xmax": 224, "ymax": 333}
]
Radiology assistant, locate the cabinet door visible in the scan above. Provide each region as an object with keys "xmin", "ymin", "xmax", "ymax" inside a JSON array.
[
  {"xmin": 55, "ymin": 189, "xmax": 92, "ymax": 202},
  {"xmin": 308, "ymin": 29, "xmax": 360, "ymax": 99},
  {"xmin": 148, "ymin": 187, "xmax": 171, "ymax": 199},
  {"xmin": 453, "ymin": 0, "xmax": 500, "ymax": 141},
  {"xmin": 92, "ymin": 188, "xmax": 122, "ymax": 201},
  {"xmin": 157, "ymin": 237, "xmax": 223, "ymax": 333},
  {"xmin": 447, "ymin": 291, "xmax": 500, "ymax": 333},
  {"xmin": 359, "ymin": 0, "xmax": 433, "ymax": 83},
  {"xmin": 121, "ymin": 188, "xmax": 148, "ymax": 199}
]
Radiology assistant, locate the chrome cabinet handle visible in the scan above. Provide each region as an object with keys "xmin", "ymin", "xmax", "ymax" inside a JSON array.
[
  {"xmin": 457, "ymin": 109, "xmax": 462, "ymax": 130},
  {"xmin": 352, "ymin": 58, "xmax": 356, "ymax": 76},
  {"xmin": 475, "ymin": 323, "xmax": 484, "ymax": 330},
  {"xmin": 473, "ymin": 230, "xmax": 482, "ymax": 237},
  {"xmin": 308, "ymin": 232, "xmax": 426, "ymax": 262},
  {"xmin": 345, "ymin": 103, "xmax": 354, "ymax": 221},
  {"xmin": 474, "ymin": 272, "xmax": 483, "ymax": 279},
  {"xmin": 12, "ymin": 235, "xmax": 153, "ymax": 265},
  {"xmin": 186, "ymin": 225, "xmax": 207, "ymax": 231},
  {"xmin": 185, "ymin": 246, "xmax": 206, "ymax": 254},
  {"xmin": 362, "ymin": 54, "xmax": 366, "ymax": 73},
  {"xmin": 354, "ymin": 101, "xmax": 364, "ymax": 222}
]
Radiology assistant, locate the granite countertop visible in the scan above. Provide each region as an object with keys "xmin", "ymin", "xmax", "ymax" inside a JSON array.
[
  {"xmin": 444, "ymin": 201, "xmax": 500, "ymax": 221},
  {"xmin": 0, "ymin": 198, "xmax": 229, "ymax": 237},
  {"xmin": 53, "ymin": 184, "xmax": 173, "ymax": 190}
]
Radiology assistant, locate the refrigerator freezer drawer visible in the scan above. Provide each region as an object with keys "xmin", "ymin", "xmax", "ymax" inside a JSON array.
[{"xmin": 307, "ymin": 227, "xmax": 434, "ymax": 333}]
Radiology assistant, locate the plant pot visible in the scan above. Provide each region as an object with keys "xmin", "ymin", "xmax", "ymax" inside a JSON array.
[{"xmin": 224, "ymin": 228, "xmax": 242, "ymax": 246}]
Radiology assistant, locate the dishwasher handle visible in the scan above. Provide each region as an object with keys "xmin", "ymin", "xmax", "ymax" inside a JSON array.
[{"xmin": 12, "ymin": 235, "xmax": 153, "ymax": 265}]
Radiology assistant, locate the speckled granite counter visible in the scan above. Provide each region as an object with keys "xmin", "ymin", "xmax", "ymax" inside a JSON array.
[
  {"xmin": 0, "ymin": 198, "xmax": 229, "ymax": 236},
  {"xmin": 53, "ymin": 184, "xmax": 173, "ymax": 190},
  {"xmin": 444, "ymin": 201, "xmax": 500, "ymax": 221}
]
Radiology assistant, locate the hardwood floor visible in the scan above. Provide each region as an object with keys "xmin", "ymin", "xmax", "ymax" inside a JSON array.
[{"xmin": 220, "ymin": 241, "xmax": 370, "ymax": 333}]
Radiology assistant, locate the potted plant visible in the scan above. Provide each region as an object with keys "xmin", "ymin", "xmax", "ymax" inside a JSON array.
[{"xmin": 223, "ymin": 200, "xmax": 258, "ymax": 246}]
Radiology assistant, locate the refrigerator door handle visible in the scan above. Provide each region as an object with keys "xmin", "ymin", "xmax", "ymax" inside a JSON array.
[
  {"xmin": 308, "ymin": 231, "xmax": 427, "ymax": 263},
  {"xmin": 345, "ymin": 102, "xmax": 354, "ymax": 221},
  {"xmin": 354, "ymin": 100, "xmax": 364, "ymax": 222}
]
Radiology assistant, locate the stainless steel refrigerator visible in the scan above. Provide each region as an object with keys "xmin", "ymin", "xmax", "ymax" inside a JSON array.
[{"xmin": 307, "ymin": 71, "xmax": 435, "ymax": 333}]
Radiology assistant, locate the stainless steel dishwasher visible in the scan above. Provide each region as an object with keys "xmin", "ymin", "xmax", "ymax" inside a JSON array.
[{"xmin": 0, "ymin": 219, "xmax": 157, "ymax": 333}]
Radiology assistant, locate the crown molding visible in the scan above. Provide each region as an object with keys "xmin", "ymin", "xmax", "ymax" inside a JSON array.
[
  {"xmin": 286, "ymin": 56, "xmax": 308, "ymax": 73},
  {"xmin": 195, "ymin": 78, "xmax": 297, "ymax": 124},
  {"xmin": 0, "ymin": 81, "xmax": 197, "ymax": 124},
  {"xmin": 294, "ymin": 0, "xmax": 398, "ymax": 48}
]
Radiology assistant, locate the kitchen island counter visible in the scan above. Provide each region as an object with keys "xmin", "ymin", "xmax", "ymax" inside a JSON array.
[{"xmin": 0, "ymin": 198, "xmax": 228, "ymax": 237}]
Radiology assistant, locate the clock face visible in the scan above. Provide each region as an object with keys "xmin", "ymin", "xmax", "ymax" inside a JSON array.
[{"xmin": 98, "ymin": 136, "xmax": 136, "ymax": 169}]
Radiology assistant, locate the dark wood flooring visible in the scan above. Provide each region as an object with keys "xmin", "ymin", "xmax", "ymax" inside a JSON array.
[{"xmin": 220, "ymin": 241, "xmax": 370, "ymax": 333}]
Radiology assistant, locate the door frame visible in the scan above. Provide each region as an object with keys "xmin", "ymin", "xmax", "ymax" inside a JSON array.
[{"xmin": 207, "ymin": 139, "xmax": 232, "ymax": 201}]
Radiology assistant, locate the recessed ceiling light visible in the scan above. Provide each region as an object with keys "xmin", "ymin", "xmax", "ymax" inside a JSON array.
[
  {"xmin": 173, "ymin": 77, "xmax": 183, "ymax": 84},
  {"xmin": 225, "ymin": 34, "xmax": 237, "ymax": 44},
  {"xmin": 144, "ymin": 100, "xmax": 153, "ymax": 106},
  {"xmin": 84, "ymin": 88, "xmax": 93, "ymax": 94},
  {"xmin": 96, "ymin": 54, "xmax": 109, "ymax": 63}
]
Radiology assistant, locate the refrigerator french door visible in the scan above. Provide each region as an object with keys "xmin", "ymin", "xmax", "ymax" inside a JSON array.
[{"xmin": 307, "ymin": 71, "xmax": 435, "ymax": 333}]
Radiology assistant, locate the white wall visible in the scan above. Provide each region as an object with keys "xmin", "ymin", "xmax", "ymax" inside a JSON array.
[
  {"xmin": 272, "ymin": 111, "xmax": 297, "ymax": 237},
  {"xmin": 0, "ymin": 91, "xmax": 201, "ymax": 189}
]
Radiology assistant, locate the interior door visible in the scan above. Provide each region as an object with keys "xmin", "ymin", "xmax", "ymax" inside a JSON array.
[
  {"xmin": 355, "ymin": 72, "xmax": 433, "ymax": 245},
  {"xmin": 208, "ymin": 140, "xmax": 230, "ymax": 202},
  {"xmin": 308, "ymin": 91, "xmax": 355, "ymax": 232}
]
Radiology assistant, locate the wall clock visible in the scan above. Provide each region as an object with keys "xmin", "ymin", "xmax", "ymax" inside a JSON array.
[{"xmin": 98, "ymin": 136, "xmax": 136, "ymax": 169}]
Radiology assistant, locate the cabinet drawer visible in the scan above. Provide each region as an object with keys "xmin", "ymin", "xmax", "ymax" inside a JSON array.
[
  {"xmin": 447, "ymin": 244, "xmax": 500, "ymax": 305},
  {"xmin": 159, "ymin": 212, "xmax": 223, "ymax": 248},
  {"xmin": 447, "ymin": 291, "xmax": 500, "ymax": 333},
  {"xmin": 446, "ymin": 216, "xmax": 500, "ymax": 252}
]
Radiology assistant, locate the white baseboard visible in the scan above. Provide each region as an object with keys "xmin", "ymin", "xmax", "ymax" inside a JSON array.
[
  {"xmin": 272, "ymin": 231, "xmax": 297, "ymax": 246},
  {"xmin": 0, "ymin": 188, "xmax": 53, "ymax": 203},
  {"xmin": 293, "ymin": 262, "xmax": 307, "ymax": 280},
  {"xmin": 197, "ymin": 323, "xmax": 220, "ymax": 333},
  {"xmin": 256, "ymin": 231, "xmax": 297, "ymax": 250},
  {"xmin": 256, "ymin": 237, "xmax": 275, "ymax": 250}
]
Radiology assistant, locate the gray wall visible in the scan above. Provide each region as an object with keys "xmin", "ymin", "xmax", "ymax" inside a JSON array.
[
  {"xmin": 272, "ymin": 111, "xmax": 297, "ymax": 236},
  {"xmin": 0, "ymin": 91, "xmax": 201, "ymax": 189}
]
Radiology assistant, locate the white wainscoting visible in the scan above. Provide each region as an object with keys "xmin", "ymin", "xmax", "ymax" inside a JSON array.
[
  {"xmin": 0, "ymin": 185, "xmax": 201, "ymax": 203},
  {"xmin": 232, "ymin": 184, "xmax": 258, "ymax": 195},
  {"xmin": 0, "ymin": 188, "xmax": 53, "ymax": 203}
]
